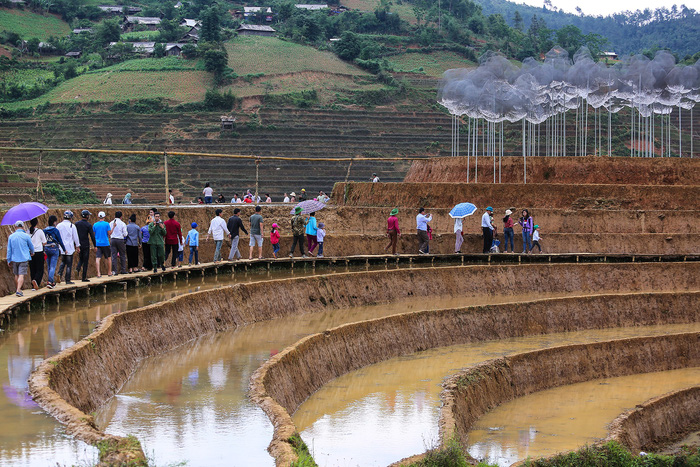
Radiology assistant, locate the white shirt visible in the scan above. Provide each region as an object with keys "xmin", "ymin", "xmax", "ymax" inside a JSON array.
[
  {"xmin": 416, "ymin": 213, "xmax": 432, "ymax": 231},
  {"xmin": 203, "ymin": 187, "xmax": 213, "ymax": 197},
  {"xmin": 372, "ymin": 176, "xmax": 379, "ymax": 183},
  {"xmin": 169, "ymin": 194, "xmax": 175, "ymax": 204},
  {"xmin": 533, "ymin": 230, "xmax": 540, "ymax": 241},
  {"xmin": 104, "ymin": 197, "xmax": 112, "ymax": 205},
  {"xmin": 265, "ymin": 197, "xmax": 272, "ymax": 203},
  {"xmin": 317, "ymin": 228, "xmax": 326, "ymax": 242},
  {"xmin": 283, "ymin": 196, "xmax": 290, "ymax": 203},
  {"xmin": 453, "ymin": 218, "xmax": 463, "ymax": 233},
  {"xmin": 208, "ymin": 216, "xmax": 229, "ymax": 241},
  {"xmin": 110, "ymin": 218, "xmax": 128, "ymax": 239},
  {"xmin": 57, "ymin": 220, "xmax": 80, "ymax": 255},
  {"xmin": 30, "ymin": 228, "xmax": 47, "ymax": 252},
  {"xmin": 481, "ymin": 212, "xmax": 494, "ymax": 230}
]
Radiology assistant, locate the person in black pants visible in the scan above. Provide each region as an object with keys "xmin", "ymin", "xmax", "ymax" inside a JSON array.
[
  {"xmin": 481, "ymin": 206, "xmax": 494, "ymax": 253},
  {"xmin": 28, "ymin": 218, "xmax": 45, "ymax": 289},
  {"xmin": 75, "ymin": 210, "xmax": 96, "ymax": 282}
]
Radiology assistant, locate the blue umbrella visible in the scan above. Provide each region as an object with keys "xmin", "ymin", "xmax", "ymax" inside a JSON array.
[
  {"xmin": 449, "ymin": 202, "xmax": 477, "ymax": 219},
  {"xmin": 1, "ymin": 202, "xmax": 49, "ymax": 226}
]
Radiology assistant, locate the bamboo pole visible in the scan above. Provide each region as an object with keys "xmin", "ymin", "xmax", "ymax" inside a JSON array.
[{"xmin": 163, "ymin": 152, "xmax": 169, "ymax": 206}]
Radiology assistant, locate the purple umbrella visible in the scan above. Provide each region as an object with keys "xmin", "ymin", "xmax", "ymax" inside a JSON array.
[
  {"xmin": 290, "ymin": 200, "xmax": 327, "ymax": 215},
  {"xmin": 1, "ymin": 202, "xmax": 49, "ymax": 226}
]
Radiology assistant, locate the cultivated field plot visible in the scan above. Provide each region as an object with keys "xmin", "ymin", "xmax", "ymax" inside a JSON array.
[
  {"xmin": 3, "ymin": 70, "xmax": 211, "ymax": 108},
  {"xmin": 224, "ymin": 71, "xmax": 386, "ymax": 99},
  {"xmin": 0, "ymin": 8, "xmax": 71, "ymax": 40},
  {"xmin": 92, "ymin": 57, "xmax": 198, "ymax": 72},
  {"xmin": 0, "ymin": 68, "xmax": 54, "ymax": 89},
  {"xmin": 341, "ymin": 0, "xmax": 418, "ymax": 22},
  {"xmin": 225, "ymin": 36, "xmax": 369, "ymax": 76},
  {"xmin": 387, "ymin": 50, "xmax": 475, "ymax": 77}
]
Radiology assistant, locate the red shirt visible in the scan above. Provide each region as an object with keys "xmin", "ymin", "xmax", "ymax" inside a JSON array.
[
  {"xmin": 387, "ymin": 216, "xmax": 400, "ymax": 234},
  {"xmin": 270, "ymin": 230, "xmax": 280, "ymax": 244},
  {"xmin": 164, "ymin": 218, "xmax": 182, "ymax": 245},
  {"xmin": 503, "ymin": 217, "xmax": 514, "ymax": 229}
]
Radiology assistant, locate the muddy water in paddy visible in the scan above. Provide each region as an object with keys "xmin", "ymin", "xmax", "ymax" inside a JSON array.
[
  {"xmin": 96, "ymin": 292, "xmax": 564, "ymax": 466},
  {"xmin": 468, "ymin": 368, "xmax": 700, "ymax": 466},
  {"xmin": 293, "ymin": 324, "xmax": 700, "ymax": 467},
  {"xmin": 0, "ymin": 265, "xmax": 391, "ymax": 467}
]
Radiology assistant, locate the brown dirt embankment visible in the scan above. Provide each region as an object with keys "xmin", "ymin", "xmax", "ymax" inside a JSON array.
[
  {"xmin": 605, "ymin": 386, "xmax": 700, "ymax": 453},
  {"xmin": 404, "ymin": 156, "xmax": 700, "ymax": 185},
  {"xmin": 439, "ymin": 332, "xmax": 700, "ymax": 453},
  {"xmin": 331, "ymin": 182, "xmax": 700, "ymax": 210},
  {"xmin": 252, "ymin": 291, "xmax": 700, "ymax": 466},
  {"xmin": 28, "ymin": 262, "xmax": 700, "ymax": 465}
]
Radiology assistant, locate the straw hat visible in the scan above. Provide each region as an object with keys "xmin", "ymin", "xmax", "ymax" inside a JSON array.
[
  {"xmin": 290, "ymin": 192, "xmax": 296, "ymax": 197},
  {"xmin": 505, "ymin": 209, "xmax": 512, "ymax": 215}
]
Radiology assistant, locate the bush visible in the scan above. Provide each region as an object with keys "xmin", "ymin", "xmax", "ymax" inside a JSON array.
[
  {"xmin": 203, "ymin": 89, "xmax": 236, "ymax": 110},
  {"xmin": 43, "ymin": 183, "xmax": 99, "ymax": 204}
]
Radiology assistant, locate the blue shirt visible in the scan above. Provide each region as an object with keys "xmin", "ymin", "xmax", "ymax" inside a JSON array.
[
  {"xmin": 93, "ymin": 220, "xmax": 111, "ymax": 247},
  {"xmin": 7, "ymin": 229, "xmax": 34, "ymax": 263},
  {"xmin": 185, "ymin": 229, "xmax": 199, "ymax": 247},
  {"xmin": 141, "ymin": 225, "xmax": 150, "ymax": 243},
  {"xmin": 305, "ymin": 216, "xmax": 317, "ymax": 236}
]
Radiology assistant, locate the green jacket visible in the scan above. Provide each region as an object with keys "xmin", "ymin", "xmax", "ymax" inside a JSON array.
[
  {"xmin": 148, "ymin": 222, "xmax": 166, "ymax": 245},
  {"xmin": 291, "ymin": 214, "xmax": 307, "ymax": 236}
]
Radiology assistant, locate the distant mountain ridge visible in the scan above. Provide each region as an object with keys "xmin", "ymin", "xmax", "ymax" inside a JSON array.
[{"xmin": 475, "ymin": 0, "xmax": 700, "ymax": 57}]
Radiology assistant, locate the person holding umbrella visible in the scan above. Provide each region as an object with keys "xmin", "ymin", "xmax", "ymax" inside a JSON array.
[
  {"xmin": 28, "ymin": 218, "xmax": 46, "ymax": 290},
  {"xmin": 481, "ymin": 207, "xmax": 495, "ymax": 254},
  {"xmin": 449, "ymin": 203, "xmax": 477, "ymax": 254},
  {"xmin": 385, "ymin": 208, "xmax": 400, "ymax": 255},
  {"xmin": 7, "ymin": 221, "xmax": 34, "ymax": 296}
]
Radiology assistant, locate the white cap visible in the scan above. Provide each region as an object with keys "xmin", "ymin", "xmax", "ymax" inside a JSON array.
[
  {"xmin": 106, "ymin": 193, "xmax": 112, "ymax": 197},
  {"xmin": 98, "ymin": 211, "xmax": 106, "ymax": 218},
  {"xmin": 14, "ymin": 220, "xmax": 25, "ymax": 228}
]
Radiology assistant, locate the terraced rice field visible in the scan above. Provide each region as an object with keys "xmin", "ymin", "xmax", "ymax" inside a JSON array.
[{"xmin": 387, "ymin": 50, "xmax": 476, "ymax": 77}]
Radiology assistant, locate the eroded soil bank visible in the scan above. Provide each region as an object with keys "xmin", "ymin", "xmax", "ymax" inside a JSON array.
[
  {"xmin": 28, "ymin": 262, "xmax": 700, "ymax": 464},
  {"xmin": 332, "ymin": 182, "xmax": 700, "ymax": 210},
  {"xmin": 440, "ymin": 332, "xmax": 700, "ymax": 456},
  {"xmin": 404, "ymin": 156, "xmax": 700, "ymax": 185},
  {"xmin": 606, "ymin": 386, "xmax": 700, "ymax": 453},
  {"xmin": 252, "ymin": 289, "xmax": 700, "ymax": 465}
]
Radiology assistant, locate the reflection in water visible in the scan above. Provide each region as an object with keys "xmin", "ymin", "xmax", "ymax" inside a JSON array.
[
  {"xmin": 294, "ymin": 324, "xmax": 700, "ymax": 467},
  {"xmin": 468, "ymin": 368, "xmax": 700, "ymax": 466},
  {"xmin": 0, "ymin": 267, "xmax": 334, "ymax": 467}
]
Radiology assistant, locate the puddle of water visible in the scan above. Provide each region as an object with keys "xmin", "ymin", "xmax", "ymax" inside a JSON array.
[
  {"xmin": 293, "ymin": 324, "xmax": 700, "ymax": 467},
  {"xmin": 468, "ymin": 368, "xmax": 700, "ymax": 466}
]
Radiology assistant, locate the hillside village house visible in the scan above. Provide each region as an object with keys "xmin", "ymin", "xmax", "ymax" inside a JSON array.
[
  {"xmin": 243, "ymin": 6, "xmax": 274, "ymax": 21},
  {"xmin": 123, "ymin": 16, "xmax": 162, "ymax": 32},
  {"xmin": 181, "ymin": 28, "xmax": 200, "ymax": 42},
  {"xmin": 98, "ymin": 5, "xmax": 142, "ymax": 15},
  {"xmin": 236, "ymin": 24, "xmax": 276, "ymax": 36},
  {"xmin": 180, "ymin": 19, "xmax": 200, "ymax": 29}
]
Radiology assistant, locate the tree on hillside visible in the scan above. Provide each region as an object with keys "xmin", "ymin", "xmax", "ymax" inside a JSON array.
[
  {"xmin": 513, "ymin": 10, "xmax": 523, "ymax": 31},
  {"xmin": 158, "ymin": 19, "xmax": 186, "ymax": 42},
  {"xmin": 200, "ymin": 7, "xmax": 221, "ymax": 42},
  {"xmin": 334, "ymin": 31, "xmax": 362, "ymax": 61},
  {"xmin": 95, "ymin": 18, "xmax": 121, "ymax": 47}
]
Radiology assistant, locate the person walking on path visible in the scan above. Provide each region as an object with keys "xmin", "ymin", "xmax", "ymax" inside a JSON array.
[
  {"xmin": 93, "ymin": 212, "xmax": 112, "ymax": 277},
  {"xmin": 207, "ymin": 208, "xmax": 229, "ymax": 262},
  {"xmin": 289, "ymin": 206, "xmax": 308, "ymax": 257},
  {"xmin": 249, "ymin": 205, "xmax": 264, "ymax": 259},
  {"xmin": 298, "ymin": 189, "xmax": 307, "ymax": 202},
  {"xmin": 168, "ymin": 190, "xmax": 175, "ymax": 205},
  {"xmin": 203, "ymin": 183, "xmax": 214, "ymax": 204},
  {"xmin": 28, "ymin": 218, "xmax": 46, "ymax": 290},
  {"xmin": 7, "ymin": 221, "xmax": 34, "ymax": 296},
  {"xmin": 531, "ymin": 225, "xmax": 543, "ymax": 253},
  {"xmin": 43, "ymin": 216, "xmax": 65, "ymax": 289},
  {"xmin": 502, "ymin": 210, "xmax": 515, "ymax": 253},
  {"xmin": 123, "ymin": 193, "xmax": 133, "ymax": 205},
  {"xmin": 283, "ymin": 193, "xmax": 290, "ymax": 203},
  {"xmin": 416, "ymin": 208, "xmax": 432, "ymax": 254},
  {"xmin": 141, "ymin": 209, "xmax": 155, "ymax": 271},
  {"xmin": 519, "ymin": 209, "xmax": 534, "ymax": 254},
  {"xmin": 110, "ymin": 211, "xmax": 128, "ymax": 275},
  {"xmin": 481, "ymin": 207, "xmax": 495, "ymax": 253},
  {"xmin": 164, "ymin": 211, "xmax": 183, "ymax": 268},
  {"xmin": 305, "ymin": 212, "xmax": 318, "ymax": 255},
  {"xmin": 75, "ymin": 210, "xmax": 96, "ymax": 282},
  {"xmin": 316, "ymin": 222, "xmax": 326, "ymax": 257},
  {"xmin": 270, "ymin": 223, "xmax": 281, "ymax": 258},
  {"xmin": 148, "ymin": 212, "xmax": 166, "ymax": 272},
  {"xmin": 385, "ymin": 208, "xmax": 400, "ymax": 255},
  {"xmin": 227, "ymin": 208, "xmax": 248, "ymax": 261},
  {"xmin": 372, "ymin": 173, "xmax": 380, "ymax": 183},
  {"xmin": 454, "ymin": 217, "xmax": 464, "ymax": 253},
  {"xmin": 103, "ymin": 193, "xmax": 113, "ymax": 205},
  {"xmin": 57, "ymin": 210, "xmax": 80, "ymax": 285},
  {"xmin": 186, "ymin": 222, "xmax": 200, "ymax": 265},
  {"xmin": 126, "ymin": 214, "xmax": 142, "ymax": 273}
]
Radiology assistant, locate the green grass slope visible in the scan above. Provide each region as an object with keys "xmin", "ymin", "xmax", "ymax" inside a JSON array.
[
  {"xmin": 387, "ymin": 51, "xmax": 476, "ymax": 77},
  {"xmin": 0, "ymin": 8, "xmax": 71, "ymax": 40}
]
